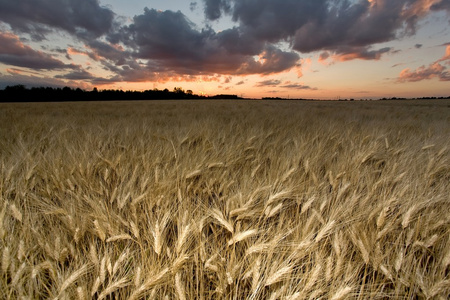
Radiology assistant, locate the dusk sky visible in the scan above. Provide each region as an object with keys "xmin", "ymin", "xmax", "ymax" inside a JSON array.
[{"xmin": 0, "ymin": 0, "xmax": 449, "ymax": 99}]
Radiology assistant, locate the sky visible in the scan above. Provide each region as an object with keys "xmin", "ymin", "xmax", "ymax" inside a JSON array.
[{"xmin": 0, "ymin": 0, "xmax": 449, "ymax": 99}]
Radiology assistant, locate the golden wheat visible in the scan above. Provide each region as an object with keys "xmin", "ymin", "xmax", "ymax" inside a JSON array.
[{"xmin": 0, "ymin": 99, "xmax": 449, "ymax": 299}]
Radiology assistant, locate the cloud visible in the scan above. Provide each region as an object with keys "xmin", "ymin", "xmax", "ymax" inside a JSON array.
[
  {"xmin": 431, "ymin": 0, "xmax": 450, "ymax": 11},
  {"xmin": 398, "ymin": 45, "xmax": 450, "ymax": 82},
  {"xmin": 203, "ymin": 0, "xmax": 449, "ymax": 61},
  {"xmin": 332, "ymin": 46, "xmax": 392, "ymax": 62},
  {"xmin": 437, "ymin": 45, "xmax": 450, "ymax": 62},
  {"xmin": 255, "ymin": 78, "xmax": 317, "ymax": 90},
  {"xmin": 398, "ymin": 62, "xmax": 449, "ymax": 82},
  {"xmin": 0, "ymin": 72, "xmax": 90, "ymax": 89},
  {"xmin": 0, "ymin": 32, "xmax": 75, "ymax": 70},
  {"xmin": 236, "ymin": 45, "xmax": 300, "ymax": 75},
  {"xmin": 292, "ymin": 1, "xmax": 403, "ymax": 53},
  {"xmin": 85, "ymin": 40, "xmax": 129, "ymax": 65},
  {"xmin": 203, "ymin": 0, "xmax": 232, "ymax": 20},
  {"xmin": 281, "ymin": 83, "xmax": 317, "ymax": 90},
  {"xmin": 318, "ymin": 51, "xmax": 330, "ymax": 64},
  {"xmin": 391, "ymin": 62, "xmax": 407, "ymax": 68},
  {"xmin": 223, "ymin": 76, "xmax": 232, "ymax": 83},
  {"xmin": 318, "ymin": 46, "xmax": 392, "ymax": 64},
  {"xmin": 118, "ymin": 8, "xmax": 299, "ymax": 77},
  {"xmin": 0, "ymin": 0, "xmax": 115, "ymax": 40},
  {"xmin": 55, "ymin": 70, "xmax": 97, "ymax": 80},
  {"xmin": 256, "ymin": 79, "xmax": 282, "ymax": 87}
]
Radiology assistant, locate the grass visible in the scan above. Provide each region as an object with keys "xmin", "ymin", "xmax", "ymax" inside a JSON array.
[{"xmin": 1, "ymin": 99, "xmax": 449, "ymax": 299}]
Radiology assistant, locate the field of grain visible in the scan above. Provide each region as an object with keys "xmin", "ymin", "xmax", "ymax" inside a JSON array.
[{"xmin": 1, "ymin": 99, "xmax": 449, "ymax": 299}]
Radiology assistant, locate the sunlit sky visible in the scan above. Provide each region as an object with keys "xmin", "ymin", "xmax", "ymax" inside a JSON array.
[{"xmin": 0, "ymin": 0, "xmax": 449, "ymax": 99}]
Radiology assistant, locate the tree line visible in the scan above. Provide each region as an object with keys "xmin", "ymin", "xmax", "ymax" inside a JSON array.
[{"xmin": 0, "ymin": 85, "xmax": 209, "ymax": 102}]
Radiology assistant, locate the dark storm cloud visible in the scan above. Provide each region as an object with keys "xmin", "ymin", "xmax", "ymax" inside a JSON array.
[
  {"xmin": 291, "ymin": 1, "xmax": 404, "ymax": 53},
  {"xmin": 203, "ymin": 0, "xmax": 450, "ymax": 58},
  {"xmin": 126, "ymin": 9, "xmax": 213, "ymax": 62},
  {"xmin": 121, "ymin": 8, "xmax": 300, "ymax": 76},
  {"xmin": 232, "ymin": 0, "xmax": 328, "ymax": 43},
  {"xmin": 0, "ymin": 0, "xmax": 115, "ymax": 40},
  {"xmin": 203, "ymin": 0, "xmax": 232, "ymax": 20},
  {"xmin": 237, "ymin": 45, "xmax": 300, "ymax": 75},
  {"xmin": 0, "ymin": 32, "xmax": 75, "ymax": 70},
  {"xmin": 216, "ymin": 27, "xmax": 264, "ymax": 55}
]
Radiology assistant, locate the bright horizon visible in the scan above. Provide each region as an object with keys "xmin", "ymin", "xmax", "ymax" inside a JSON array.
[{"xmin": 0, "ymin": 0, "xmax": 449, "ymax": 99}]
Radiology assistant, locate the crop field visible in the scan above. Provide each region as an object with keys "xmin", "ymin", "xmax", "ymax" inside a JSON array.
[{"xmin": 1, "ymin": 99, "xmax": 449, "ymax": 299}]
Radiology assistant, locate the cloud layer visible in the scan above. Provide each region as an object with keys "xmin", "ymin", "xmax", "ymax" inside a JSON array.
[
  {"xmin": 0, "ymin": 32, "xmax": 75, "ymax": 69},
  {"xmin": 0, "ymin": 0, "xmax": 449, "ymax": 87}
]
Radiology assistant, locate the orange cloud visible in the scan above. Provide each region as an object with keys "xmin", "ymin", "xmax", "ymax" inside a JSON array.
[
  {"xmin": 398, "ymin": 63, "xmax": 448, "ymax": 82},
  {"xmin": 333, "ymin": 48, "xmax": 391, "ymax": 62},
  {"xmin": 401, "ymin": 0, "xmax": 442, "ymax": 19},
  {"xmin": 437, "ymin": 45, "xmax": 450, "ymax": 63},
  {"xmin": 68, "ymin": 47, "xmax": 101, "ymax": 61},
  {"xmin": 398, "ymin": 45, "xmax": 450, "ymax": 82}
]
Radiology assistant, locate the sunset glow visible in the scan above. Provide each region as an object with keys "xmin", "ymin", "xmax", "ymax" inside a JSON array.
[{"xmin": 0, "ymin": 0, "xmax": 449, "ymax": 99}]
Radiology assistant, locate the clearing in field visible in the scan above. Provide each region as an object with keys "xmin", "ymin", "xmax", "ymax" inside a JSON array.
[{"xmin": 1, "ymin": 99, "xmax": 449, "ymax": 299}]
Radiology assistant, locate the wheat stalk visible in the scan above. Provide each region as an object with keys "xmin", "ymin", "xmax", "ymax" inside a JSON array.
[
  {"xmin": 106, "ymin": 234, "xmax": 132, "ymax": 243},
  {"xmin": 97, "ymin": 277, "xmax": 130, "ymax": 300},
  {"xmin": 10, "ymin": 203, "xmax": 22, "ymax": 223},
  {"xmin": 228, "ymin": 229, "xmax": 258, "ymax": 246},
  {"xmin": 128, "ymin": 267, "xmax": 169, "ymax": 300},
  {"xmin": 2, "ymin": 246, "xmax": 10, "ymax": 274},
  {"xmin": 330, "ymin": 286, "xmax": 352, "ymax": 300},
  {"xmin": 315, "ymin": 220, "xmax": 336, "ymax": 242},
  {"xmin": 94, "ymin": 220, "xmax": 106, "ymax": 241},
  {"xmin": 175, "ymin": 272, "xmax": 186, "ymax": 300},
  {"xmin": 59, "ymin": 264, "xmax": 88, "ymax": 295},
  {"xmin": 211, "ymin": 208, "xmax": 234, "ymax": 233},
  {"xmin": 265, "ymin": 265, "xmax": 293, "ymax": 286},
  {"xmin": 176, "ymin": 224, "xmax": 191, "ymax": 254}
]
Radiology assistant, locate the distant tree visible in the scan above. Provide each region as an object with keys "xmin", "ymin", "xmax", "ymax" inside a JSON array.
[
  {"xmin": 186, "ymin": 89, "xmax": 193, "ymax": 95},
  {"xmin": 173, "ymin": 87, "xmax": 185, "ymax": 94}
]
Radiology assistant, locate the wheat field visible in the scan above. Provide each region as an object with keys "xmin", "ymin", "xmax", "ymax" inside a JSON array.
[{"xmin": 1, "ymin": 99, "xmax": 449, "ymax": 299}]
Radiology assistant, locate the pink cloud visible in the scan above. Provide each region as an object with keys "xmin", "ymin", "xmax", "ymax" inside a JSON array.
[
  {"xmin": 437, "ymin": 45, "xmax": 450, "ymax": 62},
  {"xmin": 398, "ymin": 45, "xmax": 450, "ymax": 82},
  {"xmin": 398, "ymin": 63, "xmax": 447, "ymax": 82}
]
